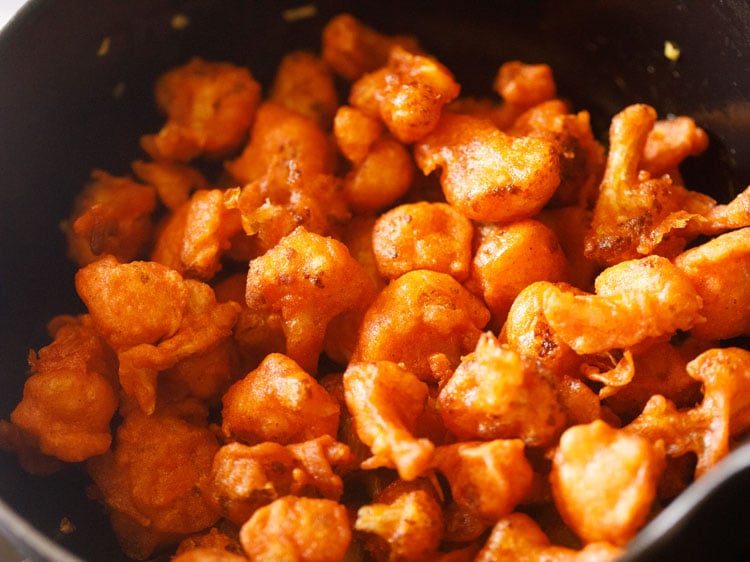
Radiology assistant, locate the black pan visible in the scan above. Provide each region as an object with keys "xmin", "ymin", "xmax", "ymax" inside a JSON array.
[{"xmin": 1, "ymin": 1, "xmax": 749, "ymax": 560}]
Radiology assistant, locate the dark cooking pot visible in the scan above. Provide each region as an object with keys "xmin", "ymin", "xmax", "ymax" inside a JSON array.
[{"xmin": 1, "ymin": 1, "xmax": 749, "ymax": 560}]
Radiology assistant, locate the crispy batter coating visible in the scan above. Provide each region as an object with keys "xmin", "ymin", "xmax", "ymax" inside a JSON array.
[
  {"xmin": 9, "ymin": 316, "xmax": 117, "ymax": 462},
  {"xmin": 222, "ymin": 353, "xmax": 340, "ymax": 445},
  {"xmin": 213, "ymin": 273, "xmax": 286, "ymax": 371},
  {"xmin": 343, "ymin": 361, "xmax": 434, "ymax": 481},
  {"xmin": 557, "ymin": 375, "xmax": 604, "ymax": 426},
  {"xmin": 602, "ymin": 339, "xmax": 705, "ymax": 422},
  {"xmin": 350, "ymin": 46, "xmax": 460, "ymax": 143},
  {"xmin": 76, "ymin": 256, "xmax": 240, "ymax": 413},
  {"xmin": 674, "ymin": 227, "xmax": 750, "ymax": 340},
  {"xmin": 583, "ymin": 104, "xmax": 732, "ymax": 265},
  {"xmin": 474, "ymin": 513, "xmax": 623, "ymax": 562},
  {"xmin": 414, "ymin": 112, "xmax": 560, "ymax": 222},
  {"xmin": 537, "ymin": 206, "xmax": 598, "ymax": 291},
  {"xmin": 151, "ymin": 189, "xmax": 243, "ymax": 280},
  {"xmin": 501, "ymin": 281, "xmax": 582, "ymax": 378},
  {"xmin": 0, "ymin": 420, "xmax": 64, "ymax": 475},
  {"xmin": 322, "ymin": 13, "xmax": 421, "ymax": 81},
  {"xmin": 208, "ymin": 436, "xmax": 352, "ymax": 528},
  {"xmin": 343, "ymin": 135, "xmax": 414, "ymax": 211},
  {"xmin": 510, "ymin": 100, "xmax": 605, "ymax": 207},
  {"xmin": 245, "ymin": 228, "xmax": 377, "ymax": 373},
  {"xmin": 466, "ymin": 220, "xmax": 566, "ymax": 326},
  {"xmin": 239, "ymin": 496, "xmax": 351, "ymax": 562},
  {"xmin": 225, "ymin": 101, "xmax": 336, "ymax": 185},
  {"xmin": 493, "ymin": 61, "xmax": 557, "ymax": 109},
  {"xmin": 131, "ymin": 159, "xmax": 208, "ymax": 211},
  {"xmin": 172, "ymin": 527, "xmax": 246, "ymax": 562},
  {"xmin": 64, "ymin": 170, "xmax": 156, "ymax": 266},
  {"xmin": 141, "ymin": 57, "xmax": 261, "ymax": 162},
  {"xmin": 699, "ymin": 184, "xmax": 750, "ymax": 233},
  {"xmin": 438, "ymin": 332, "xmax": 565, "ymax": 447},
  {"xmin": 270, "ymin": 51, "xmax": 339, "ymax": 129},
  {"xmin": 442, "ymin": 501, "xmax": 492, "ymax": 544},
  {"xmin": 159, "ymin": 338, "xmax": 240, "ymax": 406},
  {"xmin": 541, "ymin": 255, "xmax": 704, "ymax": 354},
  {"xmin": 627, "ymin": 347, "xmax": 750, "ymax": 478},
  {"xmin": 208, "ymin": 441, "xmax": 300, "ymax": 525},
  {"xmin": 224, "ymin": 165, "xmax": 351, "ymax": 254},
  {"xmin": 355, "ymin": 479, "xmax": 444, "ymax": 561},
  {"xmin": 333, "ymin": 105, "xmax": 384, "ymax": 164},
  {"xmin": 86, "ymin": 400, "xmax": 220, "ymax": 560},
  {"xmin": 433, "ymin": 439, "xmax": 533, "ymax": 520},
  {"xmin": 372, "ymin": 202, "xmax": 473, "ymax": 281},
  {"xmin": 642, "ymin": 116, "xmax": 709, "ymax": 177},
  {"xmin": 351, "ymin": 269, "xmax": 489, "ymax": 380},
  {"xmin": 286, "ymin": 434, "xmax": 356, "ymax": 498},
  {"xmin": 76, "ymin": 256, "xmax": 190, "ymax": 350},
  {"xmin": 172, "ymin": 548, "xmax": 248, "ymax": 562},
  {"xmin": 550, "ymin": 420, "xmax": 665, "ymax": 546}
]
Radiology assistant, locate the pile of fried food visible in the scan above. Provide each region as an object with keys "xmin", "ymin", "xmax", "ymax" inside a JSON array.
[{"xmin": 2, "ymin": 12, "xmax": 750, "ymax": 562}]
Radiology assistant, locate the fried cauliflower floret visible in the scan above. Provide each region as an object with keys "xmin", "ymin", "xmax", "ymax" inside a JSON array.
[
  {"xmin": 493, "ymin": 61, "xmax": 557, "ymax": 110},
  {"xmin": 550, "ymin": 420, "xmax": 665, "ymax": 546},
  {"xmin": 269, "ymin": 50, "xmax": 339, "ymax": 129},
  {"xmin": 537, "ymin": 205, "xmax": 598, "ymax": 290},
  {"xmin": 674, "ymin": 227, "xmax": 750, "ymax": 340},
  {"xmin": 132, "ymin": 159, "xmax": 208, "ymax": 211},
  {"xmin": 372, "ymin": 201, "xmax": 474, "ymax": 281},
  {"xmin": 245, "ymin": 228, "xmax": 377, "ymax": 373},
  {"xmin": 641, "ymin": 116, "xmax": 709, "ymax": 177},
  {"xmin": 343, "ymin": 136, "xmax": 415, "ymax": 211},
  {"xmin": 474, "ymin": 513, "xmax": 623, "ymax": 562},
  {"xmin": 224, "ymin": 164, "xmax": 351, "ymax": 254},
  {"xmin": 350, "ymin": 45, "xmax": 460, "ymax": 143},
  {"xmin": 351, "ymin": 269, "xmax": 490, "ymax": 381},
  {"xmin": 501, "ymin": 281, "xmax": 582, "ymax": 378},
  {"xmin": 355, "ymin": 479, "xmax": 444, "ymax": 562},
  {"xmin": 438, "ymin": 332, "xmax": 565, "ymax": 447},
  {"xmin": 583, "ymin": 104, "xmax": 746, "ymax": 265},
  {"xmin": 627, "ymin": 347, "xmax": 750, "ymax": 478},
  {"xmin": 208, "ymin": 441, "xmax": 301, "ymax": 526},
  {"xmin": 151, "ymin": 189, "xmax": 244, "ymax": 280},
  {"xmin": 213, "ymin": 272, "xmax": 286, "ymax": 371},
  {"xmin": 9, "ymin": 316, "xmax": 117, "ymax": 462},
  {"xmin": 208, "ymin": 437, "xmax": 353, "ymax": 526},
  {"xmin": 225, "ymin": 101, "xmax": 336, "ymax": 185},
  {"xmin": 343, "ymin": 361, "xmax": 434, "ymax": 481},
  {"xmin": 333, "ymin": 105, "xmax": 384, "ymax": 164},
  {"xmin": 0, "ymin": 420, "xmax": 63, "ymax": 476},
  {"xmin": 86, "ymin": 400, "xmax": 220, "ymax": 560},
  {"xmin": 466, "ymin": 220, "xmax": 566, "ymax": 327},
  {"xmin": 541, "ymin": 255, "xmax": 704, "ymax": 354},
  {"xmin": 75, "ymin": 256, "xmax": 190, "ymax": 350},
  {"xmin": 172, "ymin": 527, "xmax": 247, "ymax": 562},
  {"xmin": 141, "ymin": 57, "xmax": 261, "ymax": 162},
  {"xmin": 76, "ymin": 256, "xmax": 240, "ymax": 413},
  {"xmin": 221, "ymin": 353, "xmax": 340, "ymax": 445},
  {"xmin": 239, "ymin": 496, "xmax": 351, "ymax": 562},
  {"xmin": 321, "ymin": 13, "xmax": 420, "ymax": 81},
  {"xmin": 63, "ymin": 170, "xmax": 156, "ymax": 266},
  {"xmin": 414, "ymin": 112, "xmax": 560, "ymax": 222},
  {"xmin": 509, "ymin": 99, "xmax": 605, "ymax": 207},
  {"xmin": 159, "ymin": 338, "xmax": 240, "ymax": 406},
  {"xmin": 433, "ymin": 439, "xmax": 533, "ymax": 521}
]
